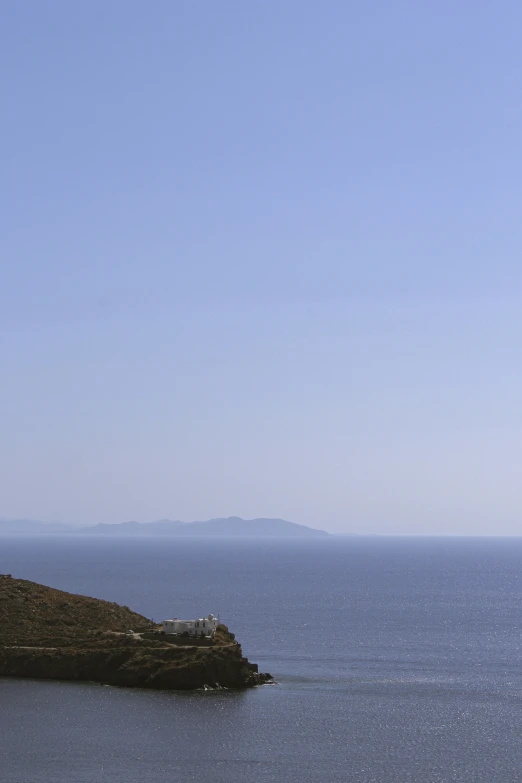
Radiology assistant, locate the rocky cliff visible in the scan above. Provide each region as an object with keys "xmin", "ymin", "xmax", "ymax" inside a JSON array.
[{"xmin": 0, "ymin": 575, "xmax": 271, "ymax": 690}]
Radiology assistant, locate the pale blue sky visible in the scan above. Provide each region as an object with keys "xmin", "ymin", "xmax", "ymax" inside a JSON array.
[{"xmin": 2, "ymin": 2, "xmax": 522, "ymax": 533}]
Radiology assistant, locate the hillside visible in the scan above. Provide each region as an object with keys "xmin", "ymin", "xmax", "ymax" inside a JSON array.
[
  {"xmin": 0, "ymin": 575, "xmax": 151, "ymax": 644},
  {"xmin": 0, "ymin": 576, "xmax": 271, "ymax": 690}
]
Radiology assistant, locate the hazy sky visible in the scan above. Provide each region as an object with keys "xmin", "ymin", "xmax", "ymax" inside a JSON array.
[{"xmin": 2, "ymin": 2, "xmax": 522, "ymax": 534}]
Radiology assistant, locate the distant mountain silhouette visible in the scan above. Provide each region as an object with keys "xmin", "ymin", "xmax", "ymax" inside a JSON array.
[
  {"xmin": 0, "ymin": 519, "xmax": 75, "ymax": 536},
  {"xmin": 76, "ymin": 517, "xmax": 328, "ymax": 537},
  {"xmin": 0, "ymin": 517, "xmax": 329, "ymax": 537},
  {"xmin": 77, "ymin": 520, "xmax": 184, "ymax": 536}
]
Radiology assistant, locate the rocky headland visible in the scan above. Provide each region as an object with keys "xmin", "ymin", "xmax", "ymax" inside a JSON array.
[{"xmin": 0, "ymin": 575, "xmax": 272, "ymax": 690}]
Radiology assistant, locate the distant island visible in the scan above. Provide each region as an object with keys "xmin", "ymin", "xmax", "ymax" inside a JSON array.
[
  {"xmin": 0, "ymin": 575, "xmax": 271, "ymax": 690},
  {"xmin": 0, "ymin": 517, "xmax": 329, "ymax": 537},
  {"xmin": 76, "ymin": 517, "xmax": 329, "ymax": 537},
  {"xmin": 0, "ymin": 519, "xmax": 74, "ymax": 535}
]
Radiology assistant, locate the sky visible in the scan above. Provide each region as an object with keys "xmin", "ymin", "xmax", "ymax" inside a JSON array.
[{"xmin": 2, "ymin": 1, "xmax": 522, "ymax": 535}]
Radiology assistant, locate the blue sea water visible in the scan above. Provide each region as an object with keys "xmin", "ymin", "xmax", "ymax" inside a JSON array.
[{"xmin": 1, "ymin": 536, "xmax": 522, "ymax": 782}]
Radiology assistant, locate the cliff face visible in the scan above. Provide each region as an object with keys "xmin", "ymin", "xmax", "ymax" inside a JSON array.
[
  {"xmin": 0, "ymin": 575, "xmax": 271, "ymax": 690},
  {"xmin": 0, "ymin": 642, "xmax": 268, "ymax": 689}
]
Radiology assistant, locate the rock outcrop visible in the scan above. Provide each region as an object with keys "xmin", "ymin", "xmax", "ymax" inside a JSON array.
[{"xmin": 0, "ymin": 575, "xmax": 272, "ymax": 690}]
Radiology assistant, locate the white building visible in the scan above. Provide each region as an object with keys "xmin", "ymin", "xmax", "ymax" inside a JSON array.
[{"xmin": 162, "ymin": 614, "xmax": 219, "ymax": 637}]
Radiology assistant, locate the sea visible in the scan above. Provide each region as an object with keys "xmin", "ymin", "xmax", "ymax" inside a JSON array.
[{"xmin": 1, "ymin": 536, "xmax": 522, "ymax": 783}]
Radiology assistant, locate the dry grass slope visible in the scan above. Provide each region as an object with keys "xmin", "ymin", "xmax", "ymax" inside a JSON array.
[{"xmin": 0, "ymin": 574, "xmax": 151, "ymax": 644}]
